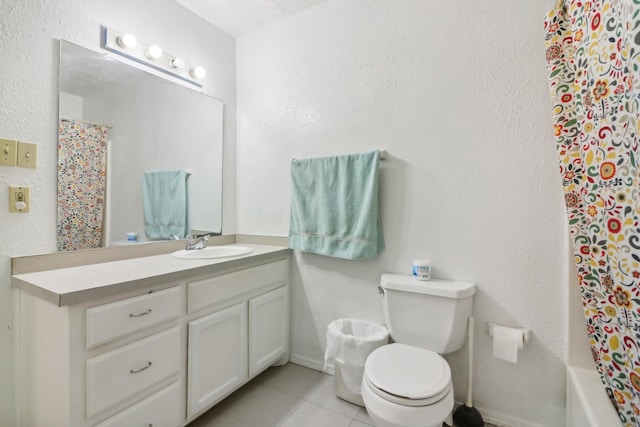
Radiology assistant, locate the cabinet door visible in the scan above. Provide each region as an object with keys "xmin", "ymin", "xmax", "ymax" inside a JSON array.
[
  {"xmin": 187, "ymin": 302, "xmax": 248, "ymax": 418},
  {"xmin": 249, "ymin": 286, "xmax": 289, "ymax": 377}
]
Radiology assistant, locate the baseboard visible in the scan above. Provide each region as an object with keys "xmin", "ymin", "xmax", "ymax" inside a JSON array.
[
  {"xmin": 289, "ymin": 353, "xmax": 334, "ymax": 375},
  {"xmin": 454, "ymin": 402, "xmax": 546, "ymax": 427}
]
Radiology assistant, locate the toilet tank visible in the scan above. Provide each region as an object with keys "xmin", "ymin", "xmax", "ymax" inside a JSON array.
[{"xmin": 380, "ymin": 274, "xmax": 475, "ymax": 354}]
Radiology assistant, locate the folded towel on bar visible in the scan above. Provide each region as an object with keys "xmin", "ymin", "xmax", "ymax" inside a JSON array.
[
  {"xmin": 143, "ymin": 169, "xmax": 189, "ymax": 239},
  {"xmin": 288, "ymin": 150, "xmax": 384, "ymax": 260}
]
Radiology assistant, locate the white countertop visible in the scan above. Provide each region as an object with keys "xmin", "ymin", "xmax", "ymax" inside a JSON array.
[{"xmin": 12, "ymin": 244, "xmax": 289, "ymax": 306}]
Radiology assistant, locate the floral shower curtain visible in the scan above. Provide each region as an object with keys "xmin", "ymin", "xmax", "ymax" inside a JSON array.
[
  {"xmin": 546, "ymin": 0, "xmax": 640, "ymax": 424},
  {"xmin": 57, "ymin": 119, "xmax": 109, "ymax": 252}
]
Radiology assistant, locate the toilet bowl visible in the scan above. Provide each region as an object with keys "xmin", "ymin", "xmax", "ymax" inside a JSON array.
[{"xmin": 361, "ymin": 343, "xmax": 454, "ymax": 427}]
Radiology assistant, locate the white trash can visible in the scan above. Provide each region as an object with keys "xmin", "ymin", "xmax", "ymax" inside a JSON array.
[{"xmin": 324, "ymin": 318, "xmax": 389, "ymax": 406}]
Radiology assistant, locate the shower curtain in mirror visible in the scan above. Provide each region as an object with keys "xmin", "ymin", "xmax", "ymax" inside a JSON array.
[
  {"xmin": 546, "ymin": 1, "xmax": 640, "ymax": 424},
  {"xmin": 57, "ymin": 119, "xmax": 109, "ymax": 252}
]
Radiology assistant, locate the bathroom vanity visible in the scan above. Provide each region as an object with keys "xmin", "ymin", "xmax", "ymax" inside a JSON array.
[{"xmin": 11, "ymin": 244, "xmax": 290, "ymax": 427}]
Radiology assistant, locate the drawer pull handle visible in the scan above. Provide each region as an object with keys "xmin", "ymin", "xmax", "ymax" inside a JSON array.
[
  {"xmin": 129, "ymin": 309, "xmax": 152, "ymax": 318},
  {"xmin": 130, "ymin": 361, "xmax": 152, "ymax": 374}
]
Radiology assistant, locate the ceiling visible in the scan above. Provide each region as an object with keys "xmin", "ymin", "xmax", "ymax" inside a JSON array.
[{"xmin": 175, "ymin": 0, "xmax": 327, "ymax": 37}]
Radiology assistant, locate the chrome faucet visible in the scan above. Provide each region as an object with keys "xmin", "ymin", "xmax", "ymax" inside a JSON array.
[{"xmin": 185, "ymin": 232, "xmax": 217, "ymax": 250}]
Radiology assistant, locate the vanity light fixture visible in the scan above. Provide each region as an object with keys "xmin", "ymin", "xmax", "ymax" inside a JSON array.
[
  {"xmin": 191, "ymin": 66, "xmax": 206, "ymax": 79},
  {"xmin": 102, "ymin": 27, "xmax": 205, "ymax": 88},
  {"xmin": 145, "ymin": 44, "xmax": 163, "ymax": 60},
  {"xmin": 170, "ymin": 57, "xmax": 186, "ymax": 69},
  {"xmin": 116, "ymin": 33, "xmax": 137, "ymax": 49}
]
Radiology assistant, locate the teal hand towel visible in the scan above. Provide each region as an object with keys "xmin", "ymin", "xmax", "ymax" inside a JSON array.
[
  {"xmin": 288, "ymin": 150, "xmax": 384, "ymax": 260},
  {"xmin": 143, "ymin": 169, "xmax": 189, "ymax": 239}
]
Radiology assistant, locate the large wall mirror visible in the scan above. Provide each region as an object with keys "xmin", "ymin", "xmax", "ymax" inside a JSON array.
[{"xmin": 58, "ymin": 40, "xmax": 223, "ymax": 251}]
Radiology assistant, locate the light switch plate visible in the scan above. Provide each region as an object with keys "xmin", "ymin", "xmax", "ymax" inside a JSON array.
[
  {"xmin": 0, "ymin": 138, "xmax": 17, "ymax": 166},
  {"xmin": 17, "ymin": 141, "xmax": 37, "ymax": 168},
  {"xmin": 9, "ymin": 186, "xmax": 30, "ymax": 213}
]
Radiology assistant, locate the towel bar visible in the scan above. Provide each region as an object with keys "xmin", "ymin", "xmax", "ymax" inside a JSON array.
[{"xmin": 293, "ymin": 150, "xmax": 387, "ymax": 161}]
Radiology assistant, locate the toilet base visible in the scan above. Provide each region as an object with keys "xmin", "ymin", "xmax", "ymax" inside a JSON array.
[{"xmin": 361, "ymin": 377, "xmax": 454, "ymax": 427}]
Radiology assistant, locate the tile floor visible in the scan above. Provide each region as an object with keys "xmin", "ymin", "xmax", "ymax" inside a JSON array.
[{"xmin": 187, "ymin": 362, "xmax": 496, "ymax": 427}]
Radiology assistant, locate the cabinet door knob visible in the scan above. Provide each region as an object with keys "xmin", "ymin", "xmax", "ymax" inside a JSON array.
[{"xmin": 130, "ymin": 361, "xmax": 152, "ymax": 374}]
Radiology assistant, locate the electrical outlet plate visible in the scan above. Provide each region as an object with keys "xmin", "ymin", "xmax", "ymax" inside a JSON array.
[
  {"xmin": 9, "ymin": 186, "xmax": 29, "ymax": 213},
  {"xmin": 0, "ymin": 138, "xmax": 17, "ymax": 166},
  {"xmin": 17, "ymin": 141, "xmax": 37, "ymax": 168}
]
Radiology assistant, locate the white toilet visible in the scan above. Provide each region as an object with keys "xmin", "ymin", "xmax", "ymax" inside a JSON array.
[{"xmin": 361, "ymin": 274, "xmax": 475, "ymax": 427}]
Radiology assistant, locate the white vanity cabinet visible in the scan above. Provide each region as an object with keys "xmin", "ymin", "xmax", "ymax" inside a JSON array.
[
  {"xmin": 186, "ymin": 260, "xmax": 289, "ymax": 420},
  {"xmin": 15, "ymin": 285, "xmax": 183, "ymax": 427},
  {"xmin": 12, "ymin": 246, "xmax": 290, "ymax": 427}
]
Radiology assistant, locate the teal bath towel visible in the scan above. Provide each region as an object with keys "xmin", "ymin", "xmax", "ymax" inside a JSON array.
[
  {"xmin": 143, "ymin": 169, "xmax": 189, "ymax": 239},
  {"xmin": 288, "ymin": 150, "xmax": 384, "ymax": 260}
]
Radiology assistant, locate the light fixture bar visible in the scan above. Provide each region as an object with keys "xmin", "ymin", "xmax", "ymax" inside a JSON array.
[{"xmin": 102, "ymin": 27, "xmax": 205, "ymax": 88}]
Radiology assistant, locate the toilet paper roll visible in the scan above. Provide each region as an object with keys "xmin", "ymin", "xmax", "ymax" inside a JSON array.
[{"xmin": 492, "ymin": 325, "xmax": 523, "ymax": 363}]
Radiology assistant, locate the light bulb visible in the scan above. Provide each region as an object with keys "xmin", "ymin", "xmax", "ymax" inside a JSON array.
[
  {"xmin": 145, "ymin": 45, "xmax": 163, "ymax": 59},
  {"xmin": 190, "ymin": 66, "xmax": 206, "ymax": 79},
  {"xmin": 117, "ymin": 33, "xmax": 137, "ymax": 49},
  {"xmin": 170, "ymin": 57, "xmax": 185, "ymax": 69}
]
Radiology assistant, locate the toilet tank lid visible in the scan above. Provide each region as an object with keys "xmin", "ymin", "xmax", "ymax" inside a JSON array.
[{"xmin": 380, "ymin": 274, "xmax": 475, "ymax": 298}]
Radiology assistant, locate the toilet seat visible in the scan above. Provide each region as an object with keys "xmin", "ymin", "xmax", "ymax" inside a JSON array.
[{"xmin": 364, "ymin": 343, "xmax": 451, "ymax": 407}]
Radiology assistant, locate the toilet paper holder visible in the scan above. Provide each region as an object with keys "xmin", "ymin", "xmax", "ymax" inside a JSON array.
[{"xmin": 486, "ymin": 322, "xmax": 531, "ymax": 346}]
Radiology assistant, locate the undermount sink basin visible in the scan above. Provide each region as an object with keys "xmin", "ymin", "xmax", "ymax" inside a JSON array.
[{"xmin": 172, "ymin": 245, "xmax": 253, "ymax": 260}]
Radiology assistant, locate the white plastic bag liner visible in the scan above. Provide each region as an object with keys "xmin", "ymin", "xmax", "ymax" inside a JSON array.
[{"xmin": 324, "ymin": 318, "xmax": 389, "ymax": 396}]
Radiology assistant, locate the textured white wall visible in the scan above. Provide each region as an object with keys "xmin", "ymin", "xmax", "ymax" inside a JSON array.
[
  {"xmin": 0, "ymin": 1, "xmax": 235, "ymax": 424},
  {"xmin": 237, "ymin": 0, "xmax": 566, "ymax": 425}
]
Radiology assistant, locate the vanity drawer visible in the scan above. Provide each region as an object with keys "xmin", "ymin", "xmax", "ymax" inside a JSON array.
[
  {"xmin": 188, "ymin": 260, "xmax": 288, "ymax": 313},
  {"xmin": 86, "ymin": 286, "xmax": 180, "ymax": 348},
  {"xmin": 86, "ymin": 326, "xmax": 180, "ymax": 418},
  {"xmin": 95, "ymin": 382, "xmax": 181, "ymax": 427}
]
